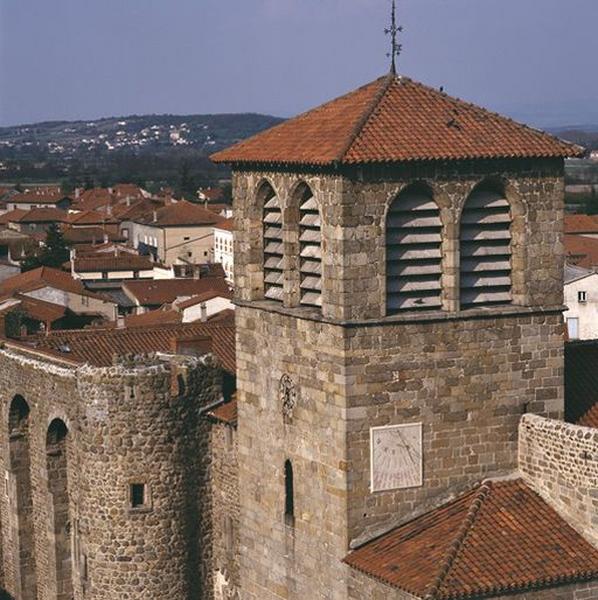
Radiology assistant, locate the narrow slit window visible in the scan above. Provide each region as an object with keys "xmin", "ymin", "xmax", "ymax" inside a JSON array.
[
  {"xmin": 460, "ymin": 185, "xmax": 512, "ymax": 309},
  {"xmin": 284, "ymin": 460, "xmax": 294, "ymax": 524}
]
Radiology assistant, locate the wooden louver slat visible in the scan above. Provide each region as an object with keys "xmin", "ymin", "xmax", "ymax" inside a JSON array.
[
  {"xmin": 299, "ymin": 191, "xmax": 322, "ymax": 307},
  {"xmin": 386, "ymin": 191, "xmax": 442, "ymax": 313},
  {"xmin": 460, "ymin": 189, "xmax": 512, "ymax": 309},
  {"xmin": 263, "ymin": 193, "xmax": 283, "ymax": 302}
]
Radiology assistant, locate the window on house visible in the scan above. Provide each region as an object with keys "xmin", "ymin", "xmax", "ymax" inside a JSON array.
[
  {"xmin": 460, "ymin": 183, "xmax": 512, "ymax": 309},
  {"xmin": 184, "ymin": 236, "xmax": 190, "ymax": 241},
  {"xmin": 567, "ymin": 317, "xmax": 580, "ymax": 340},
  {"xmin": 130, "ymin": 483, "xmax": 147, "ymax": 509},
  {"xmin": 284, "ymin": 459, "xmax": 294, "ymax": 525},
  {"xmin": 387, "ymin": 184, "xmax": 442, "ymax": 313},
  {"xmin": 188, "ymin": 252, "xmax": 192, "ymax": 257},
  {"xmin": 578, "ymin": 290, "xmax": 587, "ymax": 303}
]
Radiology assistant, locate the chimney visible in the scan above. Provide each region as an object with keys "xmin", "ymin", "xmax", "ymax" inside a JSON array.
[
  {"xmin": 103, "ymin": 232, "xmax": 109, "ymax": 244},
  {"xmin": 126, "ymin": 197, "xmax": 131, "ymax": 206},
  {"xmin": 153, "ymin": 210, "xmax": 158, "ymax": 222},
  {"xmin": 200, "ymin": 302, "xmax": 208, "ymax": 322},
  {"xmin": 75, "ymin": 188, "xmax": 81, "ymax": 199},
  {"xmin": 116, "ymin": 315, "xmax": 125, "ymax": 329},
  {"xmin": 107, "ymin": 204, "xmax": 113, "ymax": 216},
  {"xmin": 70, "ymin": 248, "xmax": 76, "ymax": 277}
]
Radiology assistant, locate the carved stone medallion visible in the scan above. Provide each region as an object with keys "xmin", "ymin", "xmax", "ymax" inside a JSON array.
[{"xmin": 279, "ymin": 374, "xmax": 297, "ymax": 423}]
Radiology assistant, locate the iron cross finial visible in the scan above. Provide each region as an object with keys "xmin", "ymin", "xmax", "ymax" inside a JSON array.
[{"xmin": 385, "ymin": 0, "xmax": 403, "ymax": 75}]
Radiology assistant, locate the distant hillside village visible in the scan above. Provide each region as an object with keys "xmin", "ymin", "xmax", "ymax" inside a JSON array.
[{"xmin": 0, "ymin": 182, "xmax": 235, "ymax": 345}]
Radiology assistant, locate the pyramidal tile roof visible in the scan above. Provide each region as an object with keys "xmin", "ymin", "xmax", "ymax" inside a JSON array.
[
  {"xmin": 344, "ymin": 479, "xmax": 598, "ymax": 599},
  {"xmin": 211, "ymin": 75, "xmax": 583, "ymax": 166}
]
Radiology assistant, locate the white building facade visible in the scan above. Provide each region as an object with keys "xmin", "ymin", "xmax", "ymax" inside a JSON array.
[
  {"xmin": 564, "ymin": 265, "xmax": 598, "ymax": 340},
  {"xmin": 213, "ymin": 220, "xmax": 234, "ymax": 283}
]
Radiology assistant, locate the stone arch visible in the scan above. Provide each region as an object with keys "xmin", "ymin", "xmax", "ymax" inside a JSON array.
[
  {"xmin": 8, "ymin": 395, "xmax": 37, "ymax": 599},
  {"xmin": 458, "ymin": 178, "xmax": 516, "ymax": 309},
  {"xmin": 46, "ymin": 418, "xmax": 73, "ymax": 600},
  {"xmin": 385, "ymin": 182, "xmax": 444, "ymax": 313},
  {"xmin": 260, "ymin": 180, "xmax": 284, "ymax": 303}
]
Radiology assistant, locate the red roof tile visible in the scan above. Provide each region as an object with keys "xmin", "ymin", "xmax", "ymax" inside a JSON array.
[
  {"xmin": 9, "ymin": 191, "xmax": 69, "ymax": 205},
  {"xmin": 4, "ymin": 208, "xmax": 68, "ymax": 223},
  {"xmin": 0, "ymin": 209, "xmax": 28, "ymax": 225},
  {"xmin": 564, "ymin": 214, "xmax": 598, "ymax": 234},
  {"xmin": 24, "ymin": 321, "xmax": 235, "ymax": 373},
  {"xmin": 214, "ymin": 218, "xmax": 234, "ymax": 232},
  {"xmin": 123, "ymin": 277, "xmax": 231, "ymax": 306},
  {"xmin": 124, "ymin": 309, "xmax": 182, "ymax": 328},
  {"xmin": 175, "ymin": 289, "xmax": 233, "ymax": 310},
  {"xmin": 61, "ymin": 226, "xmax": 126, "ymax": 245},
  {"xmin": 70, "ymin": 255, "xmax": 155, "ymax": 273},
  {"xmin": 344, "ymin": 479, "xmax": 598, "ymax": 599},
  {"xmin": 0, "ymin": 266, "xmax": 106, "ymax": 300},
  {"xmin": 212, "ymin": 75, "xmax": 583, "ymax": 166},
  {"xmin": 134, "ymin": 201, "xmax": 220, "ymax": 227},
  {"xmin": 565, "ymin": 234, "xmax": 598, "ymax": 269},
  {"xmin": 208, "ymin": 398, "xmax": 237, "ymax": 425},
  {"xmin": 6, "ymin": 295, "xmax": 67, "ymax": 323},
  {"xmin": 67, "ymin": 210, "xmax": 118, "ymax": 226}
]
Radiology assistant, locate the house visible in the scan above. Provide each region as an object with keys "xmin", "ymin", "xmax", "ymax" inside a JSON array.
[
  {"xmin": 0, "ymin": 266, "xmax": 117, "ymax": 322},
  {"xmin": 0, "ymin": 207, "xmax": 69, "ymax": 234},
  {"xmin": 128, "ymin": 201, "xmax": 221, "ymax": 264},
  {"xmin": 564, "ymin": 263, "xmax": 598, "ymax": 340},
  {"xmin": 564, "ymin": 214, "xmax": 598, "ymax": 238},
  {"xmin": 174, "ymin": 289, "xmax": 234, "ymax": 322},
  {"xmin": 122, "ymin": 276, "xmax": 231, "ymax": 313},
  {"xmin": 61, "ymin": 225, "xmax": 127, "ymax": 249},
  {"xmin": 66, "ymin": 254, "xmax": 160, "ymax": 282},
  {"xmin": 5, "ymin": 190, "xmax": 71, "ymax": 212},
  {"xmin": 213, "ymin": 218, "xmax": 234, "ymax": 282}
]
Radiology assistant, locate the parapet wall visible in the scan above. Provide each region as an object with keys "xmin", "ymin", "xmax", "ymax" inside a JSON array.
[{"xmin": 519, "ymin": 414, "xmax": 598, "ymax": 547}]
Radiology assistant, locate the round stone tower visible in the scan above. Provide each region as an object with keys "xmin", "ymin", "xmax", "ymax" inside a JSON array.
[{"xmin": 74, "ymin": 354, "xmax": 221, "ymax": 599}]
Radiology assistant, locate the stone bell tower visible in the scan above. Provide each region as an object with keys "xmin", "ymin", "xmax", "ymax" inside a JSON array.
[{"xmin": 211, "ymin": 73, "xmax": 582, "ymax": 599}]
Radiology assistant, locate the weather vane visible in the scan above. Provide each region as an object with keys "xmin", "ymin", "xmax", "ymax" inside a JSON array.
[{"xmin": 385, "ymin": 0, "xmax": 403, "ymax": 75}]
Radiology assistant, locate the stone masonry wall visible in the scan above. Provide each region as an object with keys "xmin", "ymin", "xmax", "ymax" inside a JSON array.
[
  {"xmin": 232, "ymin": 158, "xmax": 565, "ymax": 321},
  {"xmin": 348, "ymin": 570, "xmax": 598, "ymax": 599},
  {"xmin": 209, "ymin": 421, "xmax": 239, "ymax": 599},
  {"xmin": 0, "ymin": 346, "xmax": 222, "ymax": 600},
  {"xmin": 345, "ymin": 310, "xmax": 564, "ymax": 544},
  {"xmin": 519, "ymin": 413, "xmax": 598, "ymax": 547}
]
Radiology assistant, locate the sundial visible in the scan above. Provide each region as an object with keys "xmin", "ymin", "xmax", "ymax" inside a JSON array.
[{"xmin": 370, "ymin": 423, "xmax": 423, "ymax": 492}]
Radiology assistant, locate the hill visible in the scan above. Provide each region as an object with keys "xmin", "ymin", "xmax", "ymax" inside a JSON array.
[{"xmin": 0, "ymin": 113, "xmax": 284, "ymax": 189}]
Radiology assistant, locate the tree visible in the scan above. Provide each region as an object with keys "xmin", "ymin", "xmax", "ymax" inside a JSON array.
[{"xmin": 21, "ymin": 223, "xmax": 71, "ymax": 272}]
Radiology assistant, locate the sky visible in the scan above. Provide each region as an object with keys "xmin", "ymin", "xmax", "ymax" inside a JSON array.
[{"xmin": 1, "ymin": 0, "xmax": 597, "ymax": 128}]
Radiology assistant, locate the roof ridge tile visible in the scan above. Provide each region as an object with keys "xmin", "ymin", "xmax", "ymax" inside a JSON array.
[{"xmin": 424, "ymin": 483, "xmax": 492, "ymax": 600}]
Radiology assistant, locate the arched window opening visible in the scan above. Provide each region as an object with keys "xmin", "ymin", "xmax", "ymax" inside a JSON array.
[
  {"xmin": 284, "ymin": 460, "xmax": 294, "ymax": 525},
  {"xmin": 46, "ymin": 418, "xmax": 73, "ymax": 600},
  {"xmin": 460, "ymin": 184, "xmax": 512, "ymax": 309},
  {"xmin": 386, "ymin": 185, "xmax": 442, "ymax": 313},
  {"xmin": 262, "ymin": 183, "xmax": 284, "ymax": 302},
  {"xmin": 298, "ymin": 185, "xmax": 322, "ymax": 307},
  {"xmin": 9, "ymin": 395, "xmax": 37, "ymax": 599}
]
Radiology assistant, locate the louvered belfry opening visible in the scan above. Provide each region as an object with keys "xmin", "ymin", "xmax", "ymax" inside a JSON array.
[
  {"xmin": 386, "ymin": 185, "xmax": 443, "ymax": 313},
  {"xmin": 298, "ymin": 185, "xmax": 322, "ymax": 307},
  {"xmin": 460, "ymin": 185, "xmax": 512, "ymax": 309},
  {"xmin": 262, "ymin": 184, "xmax": 284, "ymax": 302}
]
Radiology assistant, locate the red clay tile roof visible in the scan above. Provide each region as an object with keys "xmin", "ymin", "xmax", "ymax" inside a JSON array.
[
  {"xmin": 208, "ymin": 398, "xmax": 237, "ymax": 425},
  {"xmin": 564, "ymin": 214, "xmax": 598, "ymax": 234},
  {"xmin": 69, "ymin": 255, "xmax": 155, "ymax": 273},
  {"xmin": 6, "ymin": 295, "xmax": 67, "ymax": 323},
  {"xmin": 0, "ymin": 209, "xmax": 28, "ymax": 225},
  {"xmin": 123, "ymin": 277, "xmax": 231, "ymax": 306},
  {"xmin": 9, "ymin": 191, "xmax": 68, "ymax": 205},
  {"xmin": 198, "ymin": 187, "xmax": 224, "ymax": 201},
  {"xmin": 67, "ymin": 210, "xmax": 118, "ymax": 226},
  {"xmin": 134, "ymin": 201, "xmax": 220, "ymax": 227},
  {"xmin": 565, "ymin": 341, "xmax": 598, "ymax": 428},
  {"xmin": 25, "ymin": 321, "xmax": 235, "ymax": 373},
  {"xmin": 175, "ymin": 289, "xmax": 233, "ymax": 310},
  {"xmin": 214, "ymin": 218, "xmax": 234, "ymax": 232},
  {"xmin": 124, "ymin": 309, "xmax": 182, "ymax": 328},
  {"xmin": 344, "ymin": 479, "xmax": 598, "ymax": 599},
  {"xmin": 212, "ymin": 75, "xmax": 583, "ymax": 166},
  {"xmin": 0, "ymin": 266, "xmax": 108, "ymax": 301},
  {"xmin": 61, "ymin": 226, "xmax": 126, "ymax": 245},
  {"xmin": 564, "ymin": 234, "xmax": 598, "ymax": 269},
  {"xmin": 5, "ymin": 208, "xmax": 68, "ymax": 223}
]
